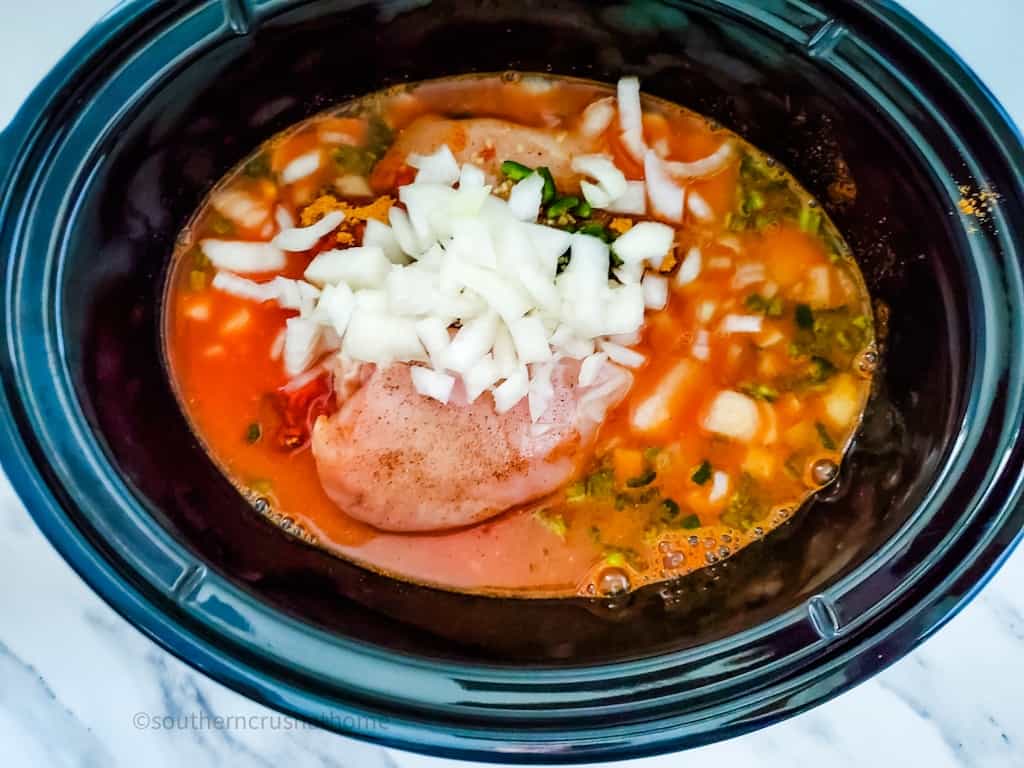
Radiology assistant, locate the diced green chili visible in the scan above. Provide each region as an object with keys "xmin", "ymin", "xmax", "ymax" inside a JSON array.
[
  {"xmin": 586, "ymin": 469, "xmax": 615, "ymax": 497},
  {"xmin": 808, "ymin": 355, "xmax": 837, "ymax": 383},
  {"xmin": 795, "ymin": 303, "xmax": 814, "ymax": 330},
  {"xmin": 604, "ymin": 551, "xmax": 627, "ymax": 567},
  {"xmin": 566, "ymin": 481, "xmax": 586, "ymax": 502},
  {"xmin": 643, "ymin": 447, "xmax": 661, "ymax": 463},
  {"xmin": 741, "ymin": 383, "xmax": 779, "ymax": 402},
  {"xmin": 500, "ymin": 160, "xmax": 533, "ymax": 180},
  {"xmin": 245, "ymin": 422, "xmax": 262, "ymax": 444},
  {"xmin": 547, "ymin": 195, "xmax": 580, "ymax": 218},
  {"xmin": 659, "ymin": 498, "xmax": 680, "ymax": 520},
  {"xmin": 577, "ymin": 221, "xmax": 613, "ymax": 242},
  {"xmin": 208, "ymin": 211, "xmax": 234, "ymax": 236},
  {"xmin": 537, "ymin": 166, "xmax": 557, "ymax": 204},
  {"xmin": 815, "ymin": 421, "xmax": 837, "ymax": 450},
  {"xmin": 744, "ymin": 293, "xmax": 768, "ymax": 312},
  {"xmin": 189, "ymin": 270, "xmax": 208, "ymax": 292},
  {"xmin": 626, "ymin": 469, "xmax": 656, "ymax": 488},
  {"xmin": 691, "ymin": 460, "xmax": 712, "ymax": 485},
  {"xmin": 679, "ymin": 513, "xmax": 702, "ymax": 530},
  {"xmin": 798, "ymin": 204, "xmax": 821, "ymax": 235},
  {"xmin": 574, "ymin": 200, "xmax": 592, "ymax": 218},
  {"xmin": 766, "ymin": 296, "xmax": 784, "ymax": 317},
  {"xmin": 243, "ymin": 152, "xmax": 271, "ymax": 178},
  {"xmin": 533, "ymin": 509, "xmax": 568, "ymax": 538}
]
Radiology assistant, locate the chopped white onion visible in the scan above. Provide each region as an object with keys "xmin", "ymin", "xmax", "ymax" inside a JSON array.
[
  {"xmin": 687, "ymin": 189, "xmax": 714, "ymax": 222},
  {"xmin": 388, "ymin": 207, "xmax": 424, "ymax": 257},
  {"xmin": 443, "ymin": 312, "xmax": 499, "ymax": 373},
  {"xmin": 709, "ymin": 471, "xmax": 730, "ymax": 503},
  {"xmin": 408, "ymin": 145, "xmax": 460, "ymax": 186},
  {"xmin": 304, "ymin": 245, "xmax": 391, "ymax": 289},
  {"xmin": 721, "ymin": 314, "xmax": 764, "ymax": 334},
  {"xmin": 643, "ymin": 151, "xmax": 685, "ymax": 223},
  {"xmin": 578, "ymin": 352, "xmax": 608, "ymax": 387},
  {"xmin": 617, "ymin": 76, "xmax": 646, "ymax": 161},
  {"xmin": 464, "ymin": 354, "xmax": 501, "ymax": 402},
  {"xmin": 269, "ymin": 328, "xmax": 286, "ymax": 361},
  {"xmin": 580, "ymin": 180, "xmax": 612, "ymax": 209},
  {"xmin": 571, "ymin": 154, "xmax": 628, "ymax": 202},
  {"xmin": 201, "ymin": 240, "xmax": 285, "ymax": 273},
  {"xmin": 387, "ymin": 264, "xmax": 439, "ymax": 316},
  {"xmin": 273, "ymin": 210, "xmax": 345, "ymax": 252},
  {"xmin": 612, "ymin": 221, "xmax": 675, "ymax": 266},
  {"xmin": 492, "ymin": 366, "xmax": 529, "ymax": 414},
  {"xmin": 212, "ymin": 189, "xmax": 269, "ymax": 230},
  {"xmin": 507, "ymin": 172, "xmax": 546, "ymax": 221},
  {"xmin": 703, "ymin": 391, "xmax": 760, "ymax": 442},
  {"xmin": 509, "ymin": 315, "xmax": 553, "ymax": 364},
  {"xmin": 274, "ymin": 206, "xmax": 295, "ymax": 231},
  {"xmin": 364, "ymin": 219, "xmax": 408, "ymax": 265},
  {"xmin": 600, "ymin": 339, "xmax": 646, "ymax": 368},
  {"xmin": 581, "ymin": 96, "xmax": 616, "ymax": 137},
  {"xmin": 211, "ymin": 271, "xmax": 279, "ymax": 303},
  {"xmin": 549, "ymin": 324, "xmax": 595, "ymax": 359},
  {"xmin": 343, "ymin": 311, "xmax": 425, "ymax": 366},
  {"xmin": 697, "ymin": 299, "xmax": 718, "ymax": 324},
  {"xmin": 410, "ymin": 366, "xmax": 456, "ymax": 403},
  {"xmin": 708, "ymin": 256, "xmax": 733, "ymax": 270},
  {"xmin": 281, "ymin": 151, "xmax": 321, "ymax": 184},
  {"xmin": 314, "ymin": 283, "xmax": 355, "ymax": 336},
  {"xmin": 665, "ymin": 142, "xmax": 735, "ymax": 179},
  {"xmin": 459, "ymin": 163, "xmax": 486, "ymax": 189},
  {"xmin": 283, "ymin": 317, "xmax": 322, "ymax": 375},
  {"xmin": 732, "ymin": 263, "xmax": 767, "ymax": 289},
  {"xmin": 642, "ymin": 272, "xmax": 669, "ymax": 310},
  {"xmin": 604, "ymin": 181, "xmax": 647, "ymax": 215},
  {"xmin": 335, "ymin": 175, "xmax": 373, "ymax": 197},
  {"xmin": 676, "ymin": 246, "xmax": 702, "ymax": 286},
  {"xmin": 692, "ymin": 329, "xmax": 710, "ymax": 361},
  {"xmin": 414, "ymin": 316, "xmax": 451, "ymax": 369}
]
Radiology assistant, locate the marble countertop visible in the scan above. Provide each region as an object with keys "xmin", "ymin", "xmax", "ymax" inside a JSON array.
[{"xmin": 1, "ymin": 2, "xmax": 1022, "ymax": 766}]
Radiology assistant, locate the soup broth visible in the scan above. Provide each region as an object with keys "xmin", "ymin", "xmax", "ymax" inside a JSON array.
[{"xmin": 166, "ymin": 74, "xmax": 875, "ymax": 598}]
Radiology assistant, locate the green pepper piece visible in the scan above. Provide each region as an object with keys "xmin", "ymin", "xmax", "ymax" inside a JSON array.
[
  {"xmin": 243, "ymin": 152, "xmax": 271, "ymax": 178},
  {"xmin": 679, "ymin": 513, "xmax": 701, "ymax": 530},
  {"xmin": 245, "ymin": 422, "xmax": 262, "ymax": 444},
  {"xmin": 547, "ymin": 195, "xmax": 580, "ymax": 218},
  {"xmin": 500, "ymin": 160, "xmax": 533, "ymax": 180},
  {"xmin": 626, "ymin": 469, "xmax": 656, "ymax": 488},
  {"xmin": 574, "ymin": 200, "xmax": 592, "ymax": 218},
  {"xmin": 815, "ymin": 421, "xmax": 836, "ymax": 450},
  {"xmin": 798, "ymin": 204, "xmax": 822, "ymax": 235},
  {"xmin": 537, "ymin": 166, "xmax": 556, "ymax": 204},
  {"xmin": 691, "ymin": 460, "xmax": 712, "ymax": 485},
  {"xmin": 795, "ymin": 303, "xmax": 814, "ymax": 330}
]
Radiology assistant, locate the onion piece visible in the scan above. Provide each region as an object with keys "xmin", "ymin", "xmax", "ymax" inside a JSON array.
[
  {"xmin": 274, "ymin": 206, "xmax": 295, "ymax": 231},
  {"xmin": 507, "ymin": 172, "xmax": 546, "ymax": 221},
  {"xmin": 578, "ymin": 352, "xmax": 608, "ymax": 387},
  {"xmin": 642, "ymin": 272, "xmax": 669, "ymax": 310},
  {"xmin": 201, "ymin": 240, "xmax": 286, "ymax": 274},
  {"xmin": 709, "ymin": 471, "xmax": 730, "ymax": 503},
  {"xmin": 269, "ymin": 328, "xmax": 286, "ymax": 361},
  {"xmin": 687, "ymin": 189, "xmax": 714, "ymax": 222},
  {"xmin": 509, "ymin": 315, "xmax": 553, "ymax": 364},
  {"xmin": 387, "ymin": 264, "xmax": 440, "ymax": 316},
  {"xmin": 335, "ymin": 175, "xmax": 373, "ymax": 197},
  {"xmin": 676, "ymin": 246, "xmax": 702, "ymax": 286},
  {"xmin": 665, "ymin": 142, "xmax": 734, "ymax": 179},
  {"xmin": 283, "ymin": 317, "xmax": 322, "ymax": 375},
  {"xmin": 617, "ymin": 76, "xmax": 646, "ymax": 161},
  {"xmin": 599, "ymin": 339, "xmax": 646, "ymax": 368},
  {"xmin": 443, "ymin": 312, "xmax": 499, "ymax": 373},
  {"xmin": 414, "ymin": 316, "xmax": 451, "ymax": 369},
  {"xmin": 572, "ymin": 154, "xmax": 628, "ymax": 202},
  {"xmin": 464, "ymin": 354, "xmax": 501, "ymax": 402},
  {"xmin": 410, "ymin": 366, "xmax": 456, "ymax": 403},
  {"xmin": 731, "ymin": 263, "xmax": 767, "ymax": 289},
  {"xmin": 549, "ymin": 324, "xmax": 594, "ymax": 359},
  {"xmin": 692, "ymin": 329, "xmax": 710, "ymax": 361},
  {"xmin": 579, "ymin": 180, "xmax": 612, "ymax": 209},
  {"xmin": 527, "ymin": 361, "xmax": 556, "ymax": 422},
  {"xmin": 388, "ymin": 207, "xmax": 424, "ymax": 257},
  {"xmin": 364, "ymin": 219, "xmax": 408, "ymax": 265},
  {"xmin": 304, "ymin": 245, "xmax": 391, "ymax": 289},
  {"xmin": 721, "ymin": 314, "xmax": 764, "ymax": 334},
  {"xmin": 612, "ymin": 221, "xmax": 675, "ymax": 266},
  {"xmin": 314, "ymin": 283, "xmax": 355, "ymax": 336},
  {"xmin": 604, "ymin": 181, "xmax": 647, "ymax": 215},
  {"xmin": 273, "ymin": 210, "xmax": 345, "ymax": 252},
  {"xmin": 703, "ymin": 391, "xmax": 760, "ymax": 442},
  {"xmin": 492, "ymin": 366, "xmax": 529, "ymax": 414},
  {"xmin": 343, "ymin": 311, "xmax": 425, "ymax": 365},
  {"xmin": 459, "ymin": 163, "xmax": 486, "ymax": 189},
  {"xmin": 458, "ymin": 264, "xmax": 532, "ymax": 325},
  {"xmin": 281, "ymin": 151, "xmax": 321, "ymax": 184},
  {"xmin": 211, "ymin": 271, "xmax": 280, "ymax": 303},
  {"xmin": 581, "ymin": 96, "xmax": 616, "ymax": 137},
  {"xmin": 408, "ymin": 145, "xmax": 460, "ymax": 186},
  {"xmin": 643, "ymin": 151, "xmax": 685, "ymax": 223}
]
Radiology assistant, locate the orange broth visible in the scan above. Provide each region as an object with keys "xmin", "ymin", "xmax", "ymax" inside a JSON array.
[{"xmin": 166, "ymin": 74, "xmax": 875, "ymax": 597}]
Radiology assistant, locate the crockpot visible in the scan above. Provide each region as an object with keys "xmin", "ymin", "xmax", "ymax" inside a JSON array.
[{"xmin": 1, "ymin": 0, "xmax": 1022, "ymax": 761}]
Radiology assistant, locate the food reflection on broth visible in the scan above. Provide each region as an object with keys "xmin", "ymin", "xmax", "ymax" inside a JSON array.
[{"xmin": 166, "ymin": 74, "xmax": 876, "ymax": 598}]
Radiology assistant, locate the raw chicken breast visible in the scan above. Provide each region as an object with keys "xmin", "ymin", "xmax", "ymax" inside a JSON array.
[
  {"xmin": 311, "ymin": 359, "xmax": 631, "ymax": 532},
  {"xmin": 370, "ymin": 115, "xmax": 600, "ymax": 192}
]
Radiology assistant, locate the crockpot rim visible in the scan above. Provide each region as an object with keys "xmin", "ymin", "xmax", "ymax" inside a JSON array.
[{"xmin": 1, "ymin": 0, "xmax": 1023, "ymax": 762}]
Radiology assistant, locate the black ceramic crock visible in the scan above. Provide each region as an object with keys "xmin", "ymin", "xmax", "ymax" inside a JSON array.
[{"xmin": 1, "ymin": 0, "xmax": 1022, "ymax": 761}]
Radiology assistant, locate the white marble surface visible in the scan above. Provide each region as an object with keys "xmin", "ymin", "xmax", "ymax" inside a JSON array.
[{"xmin": 1, "ymin": 1, "xmax": 1022, "ymax": 766}]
